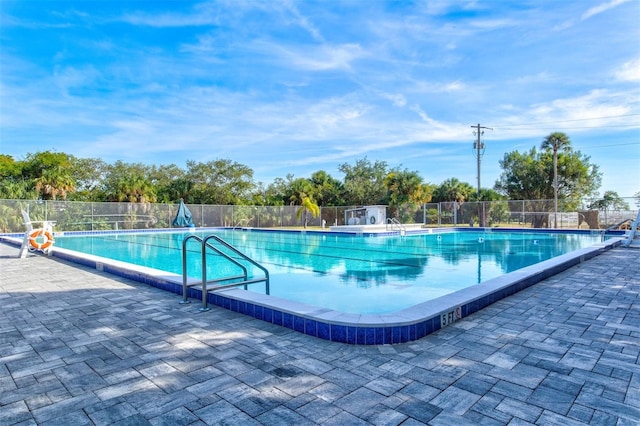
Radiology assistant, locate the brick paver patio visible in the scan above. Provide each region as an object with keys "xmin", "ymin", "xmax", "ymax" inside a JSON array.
[{"xmin": 1, "ymin": 242, "xmax": 638, "ymax": 425}]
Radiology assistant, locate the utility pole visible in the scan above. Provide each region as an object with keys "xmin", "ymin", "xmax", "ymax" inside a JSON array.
[
  {"xmin": 471, "ymin": 124, "xmax": 492, "ymax": 227},
  {"xmin": 471, "ymin": 124, "xmax": 492, "ymax": 198}
]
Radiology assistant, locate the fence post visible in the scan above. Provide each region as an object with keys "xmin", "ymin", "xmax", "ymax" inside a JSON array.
[{"xmin": 453, "ymin": 202, "xmax": 458, "ymax": 225}]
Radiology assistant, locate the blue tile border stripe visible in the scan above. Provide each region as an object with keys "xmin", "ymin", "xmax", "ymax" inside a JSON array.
[{"xmin": 0, "ymin": 230, "xmax": 624, "ymax": 345}]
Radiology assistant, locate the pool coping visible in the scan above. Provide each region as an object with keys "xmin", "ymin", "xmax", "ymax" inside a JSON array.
[{"xmin": 1, "ymin": 227, "xmax": 625, "ymax": 345}]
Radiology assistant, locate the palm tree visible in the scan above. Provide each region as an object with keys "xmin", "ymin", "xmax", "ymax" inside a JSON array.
[
  {"xmin": 296, "ymin": 196, "xmax": 320, "ymax": 229},
  {"xmin": 384, "ymin": 169, "xmax": 433, "ymax": 222},
  {"xmin": 34, "ymin": 167, "xmax": 76, "ymax": 200},
  {"xmin": 434, "ymin": 178, "xmax": 474, "ymax": 204},
  {"xmin": 541, "ymin": 132, "xmax": 571, "ymax": 228}
]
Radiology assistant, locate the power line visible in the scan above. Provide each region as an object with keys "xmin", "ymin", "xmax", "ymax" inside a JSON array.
[
  {"xmin": 489, "ymin": 136, "xmax": 640, "ymax": 145},
  {"xmin": 498, "ymin": 124, "xmax": 639, "ymax": 131},
  {"xmin": 584, "ymin": 142, "xmax": 640, "ymax": 148},
  {"xmin": 491, "ymin": 113, "xmax": 640, "ymax": 127}
]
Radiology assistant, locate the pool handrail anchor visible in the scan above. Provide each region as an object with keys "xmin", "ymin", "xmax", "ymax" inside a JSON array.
[
  {"xmin": 181, "ymin": 234, "xmax": 270, "ymax": 311},
  {"xmin": 19, "ymin": 210, "xmax": 57, "ymax": 258}
]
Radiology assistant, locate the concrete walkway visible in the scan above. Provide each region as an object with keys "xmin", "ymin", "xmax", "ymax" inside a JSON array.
[{"xmin": 1, "ymin": 242, "xmax": 638, "ymax": 425}]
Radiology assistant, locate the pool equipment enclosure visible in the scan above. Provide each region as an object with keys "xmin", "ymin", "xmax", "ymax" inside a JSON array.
[{"xmin": 344, "ymin": 205, "xmax": 387, "ymax": 226}]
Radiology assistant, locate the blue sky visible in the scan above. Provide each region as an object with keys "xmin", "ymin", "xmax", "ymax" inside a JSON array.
[{"xmin": 1, "ymin": 0, "xmax": 639, "ymax": 198}]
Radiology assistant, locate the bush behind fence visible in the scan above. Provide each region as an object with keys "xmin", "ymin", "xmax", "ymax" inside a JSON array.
[{"xmin": 0, "ymin": 199, "xmax": 637, "ymax": 234}]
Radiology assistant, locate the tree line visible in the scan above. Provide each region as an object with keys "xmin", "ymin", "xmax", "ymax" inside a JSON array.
[{"xmin": 1, "ymin": 132, "xmax": 635, "ymax": 214}]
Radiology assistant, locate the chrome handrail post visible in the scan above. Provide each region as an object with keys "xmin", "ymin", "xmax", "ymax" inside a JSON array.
[
  {"xmin": 200, "ymin": 238, "xmax": 211, "ymax": 311},
  {"xmin": 181, "ymin": 234, "xmax": 202, "ymax": 304}
]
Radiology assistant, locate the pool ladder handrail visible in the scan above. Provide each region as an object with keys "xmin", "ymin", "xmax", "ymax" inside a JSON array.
[
  {"xmin": 181, "ymin": 234, "xmax": 270, "ymax": 311},
  {"xmin": 232, "ymin": 217, "xmax": 252, "ymax": 230},
  {"xmin": 386, "ymin": 218, "xmax": 406, "ymax": 236},
  {"xmin": 600, "ymin": 212, "xmax": 639, "ymax": 243},
  {"xmin": 622, "ymin": 209, "xmax": 640, "ymax": 247}
]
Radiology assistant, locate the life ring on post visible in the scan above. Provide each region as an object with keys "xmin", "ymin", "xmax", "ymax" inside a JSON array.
[
  {"xmin": 29, "ymin": 229, "xmax": 54, "ymax": 251},
  {"xmin": 370, "ymin": 216, "xmax": 376, "ymax": 224}
]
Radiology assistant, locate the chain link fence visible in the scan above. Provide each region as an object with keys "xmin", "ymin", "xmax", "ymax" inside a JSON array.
[
  {"xmin": 417, "ymin": 199, "xmax": 637, "ymax": 229},
  {"xmin": 0, "ymin": 198, "xmax": 637, "ymax": 234}
]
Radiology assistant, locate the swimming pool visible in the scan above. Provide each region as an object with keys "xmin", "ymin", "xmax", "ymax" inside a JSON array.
[
  {"xmin": 5, "ymin": 227, "xmax": 622, "ymax": 344},
  {"xmin": 53, "ymin": 228, "xmax": 603, "ymax": 313}
]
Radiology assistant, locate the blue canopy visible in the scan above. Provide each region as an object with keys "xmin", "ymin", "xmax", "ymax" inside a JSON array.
[{"xmin": 172, "ymin": 199, "xmax": 193, "ymax": 227}]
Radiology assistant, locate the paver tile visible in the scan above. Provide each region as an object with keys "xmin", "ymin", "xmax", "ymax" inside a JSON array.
[
  {"xmin": 495, "ymin": 397, "xmax": 542, "ymax": 422},
  {"xmin": 395, "ymin": 398, "xmax": 442, "ymax": 423}
]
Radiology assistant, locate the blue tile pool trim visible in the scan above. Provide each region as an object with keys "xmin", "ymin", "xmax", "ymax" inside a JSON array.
[{"xmin": 1, "ymin": 228, "xmax": 624, "ymax": 345}]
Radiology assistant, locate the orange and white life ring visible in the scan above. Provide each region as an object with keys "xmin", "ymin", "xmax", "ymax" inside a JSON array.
[{"xmin": 29, "ymin": 229, "xmax": 54, "ymax": 251}]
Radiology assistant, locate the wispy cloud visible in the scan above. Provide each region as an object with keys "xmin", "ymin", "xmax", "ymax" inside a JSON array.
[
  {"xmin": 376, "ymin": 91, "xmax": 407, "ymax": 107},
  {"xmin": 276, "ymin": 43, "xmax": 367, "ymax": 72},
  {"xmin": 509, "ymin": 72, "xmax": 556, "ymax": 85},
  {"xmin": 581, "ymin": 0, "xmax": 630, "ymax": 20},
  {"xmin": 557, "ymin": 0, "xmax": 631, "ymax": 30},
  {"xmin": 280, "ymin": 0, "xmax": 324, "ymax": 42},
  {"xmin": 490, "ymin": 89, "xmax": 639, "ymax": 141},
  {"xmin": 614, "ymin": 58, "xmax": 640, "ymax": 82},
  {"xmin": 121, "ymin": 2, "xmax": 220, "ymax": 27},
  {"xmin": 468, "ymin": 18, "xmax": 519, "ymax": 30},
  {"xmin": 413, "ymin": 80, "xmax": 467, "ymax": 94},
  {"xmin": 532, "ymin": 90, "xmax": 636, "ymax": 123}
]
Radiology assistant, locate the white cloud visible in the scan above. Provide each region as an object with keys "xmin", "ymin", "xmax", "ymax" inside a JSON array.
[
  {"xmin": 122, "ymin": 11, "xmax": 215, "ymax": 27},
  {"xmin": 413, "ymin": 80, "xmax": 466, "ymax": 93},
  {"xmin": 532, "ymin": 89, "xmax": 635, "ymax": 122},
  {"xmin": 490, "ymin": 89, "xmax": 639, "ymax": 141},
  {"xmin": 510, "ymin": 72, "xmax": 555, "ymax": 85},
  {"xmin": 581, "ymin": 0, "xmax": 630, "ymax": 21},
  {"xmin": 469, "ymin": 18, "xmax": 518, "ymax": 30},
  {"xmin": 121, "ymin": 1, "xmax": 222, "ymax": 27},
  {"xmin": 381, "ymin": 92, "xmax": 407, "ymax": 107},
  {"xmin": 614, "ymin": 58, "xmax": 640, "ymax": 82},
  {"xmin": 53, "ymin": 65, "xmax": 100, "ymax": 92},
  {"xmin": 281, "ymin": 43, "xmax": 366, "ymax": 72},
  {"xmin": 281, "ymin": 0, "xmax": 324, "ymax": 42},
  {"xmin": 555, "ymin": 0, "xmax": 631, "ymax": 30}
]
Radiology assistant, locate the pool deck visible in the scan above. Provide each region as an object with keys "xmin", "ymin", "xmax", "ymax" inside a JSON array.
[{"xmin": 1, "ymin": 242, "xmax": 639, "ymax": 425}]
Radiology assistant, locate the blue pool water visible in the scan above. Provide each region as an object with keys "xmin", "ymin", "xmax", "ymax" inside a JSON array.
[{"xmin": 52, "ymin": 229, "xmax": 604, "ymax": 314}]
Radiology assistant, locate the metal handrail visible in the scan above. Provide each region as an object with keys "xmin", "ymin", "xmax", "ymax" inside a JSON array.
[
  {"xmin": 181, "ymin": 235, "xmax": 206, "ymax": 307},
  {"xmin": 232, "ymin": 217, "xmax": 251, "ymax": 230},
  {"xmin": 183, "ymin": 234, "xmax": 249, "ymax": 310},
  {"xmin": 181, "ymin": 234, "xmax": 270, "ymax": 311},
  {"xmin": 203, "ymin": 234, "xmax": 269, "ymax": 290},
  {"xmin": 623, "ymin": 210, "xmax": 640, "ymax": 247},
  {"xmin": 386, "ymin": 218, "xmax": 406, "ymax": 236},
  {"xmin": 598, "ymin": 218, "xmax": 633, "ymax": 241}
]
